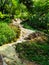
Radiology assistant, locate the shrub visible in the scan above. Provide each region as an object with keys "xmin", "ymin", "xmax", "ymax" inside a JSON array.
[
  {"xmin": 0, "ymin": 12, "xmax": 4, "ymax": 19},
  {"xmin": 16, "ymin": 41, "xmax": 49, "ymax": 65},
  {"xmin": 0, "ymin": 22, "xmax": 16, "ymax": 45}
]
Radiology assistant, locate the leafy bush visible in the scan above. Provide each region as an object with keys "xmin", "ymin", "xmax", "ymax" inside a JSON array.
[
  {"xmin": 21, "ymin": 0, "xmax": 49, "ymax": 34},
  {"xmin": 0, "ymin": 12, "xmax": 12, "ymax": 23},
  {"xmin": 0, "ymin": 0, "xmax": 18, "ymax": 19},
  {"xmin": 16, "ymin": 40, "xmax": 49, "ymax": 65},
  {"xmin": 15, "ymin": 3, "xmax": 29, "ymax": 19},
  {"xmin": 0, "ymin": 12, "xmax": 4, "ymax": 19},
  {"xmin": 0, "ymin": 22, "xmax": 16, "ymax": 45}
]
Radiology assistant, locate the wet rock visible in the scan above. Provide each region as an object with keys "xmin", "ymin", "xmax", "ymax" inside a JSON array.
[
  {"xmin": 25, "ymin": 31, "xmax": 47, "ymax": 42},
  {"xmin": 25, "ymin": 32, "xmax": 41, "ymax": 40}
]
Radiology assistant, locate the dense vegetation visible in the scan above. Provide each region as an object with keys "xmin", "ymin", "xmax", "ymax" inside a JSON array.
[
  {"xmin": 16, "ymin": 40, "xmax": 49, "ymax": 65},
  {"xmin": 0, "ymin": 0, "xmax": 49, "ymax": 65},
  {"xmin": 21, "ymin": 0, "xmax": 49, "ymax": 34},
  {"xmin": 0, "ymin": 22, "xmax": 20, "ymax": 45},
  {"xmin": 0, "ymin": 0, "xmax": 21, "ymax": 45},
  {"xmin": 0, "ymin": 22, "xmax": 16, "ymax": 45}
]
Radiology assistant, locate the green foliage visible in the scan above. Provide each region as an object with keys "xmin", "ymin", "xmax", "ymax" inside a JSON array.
[
  {"xmin": 0, "ymin": 0, "xmax": 49, "ymax": 20},
  {"xmin": 0, "ymin": 0, "xmax": 30, "ymax": 20},
  {"xmin": 0, "ymin": 22, "xmax": 16, "ymax": 45},
  {"xmin": 15, "ymin": 3, "xmax": 29, "ymax": 19},
  {"xmin": 21, "ymin": 0, "xmax": 49, "ymax": 34},
  {"xmin": 16, "ymin": 40, "xmax": 49, "ymax": 65},
  {"xmin": 0, "ymin": 0, "xmax": 19, "ymax": 19},
  {"xmin": 0, "ymin": 12, "xmax": 4, "ymax": 18},
  {"xmin": 19, "ymin": 0, "xmax": 33, "ymax": 12},
  {"xmin": 0, "ymin": 12, "xmax": 11, "ymax": 23}
]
